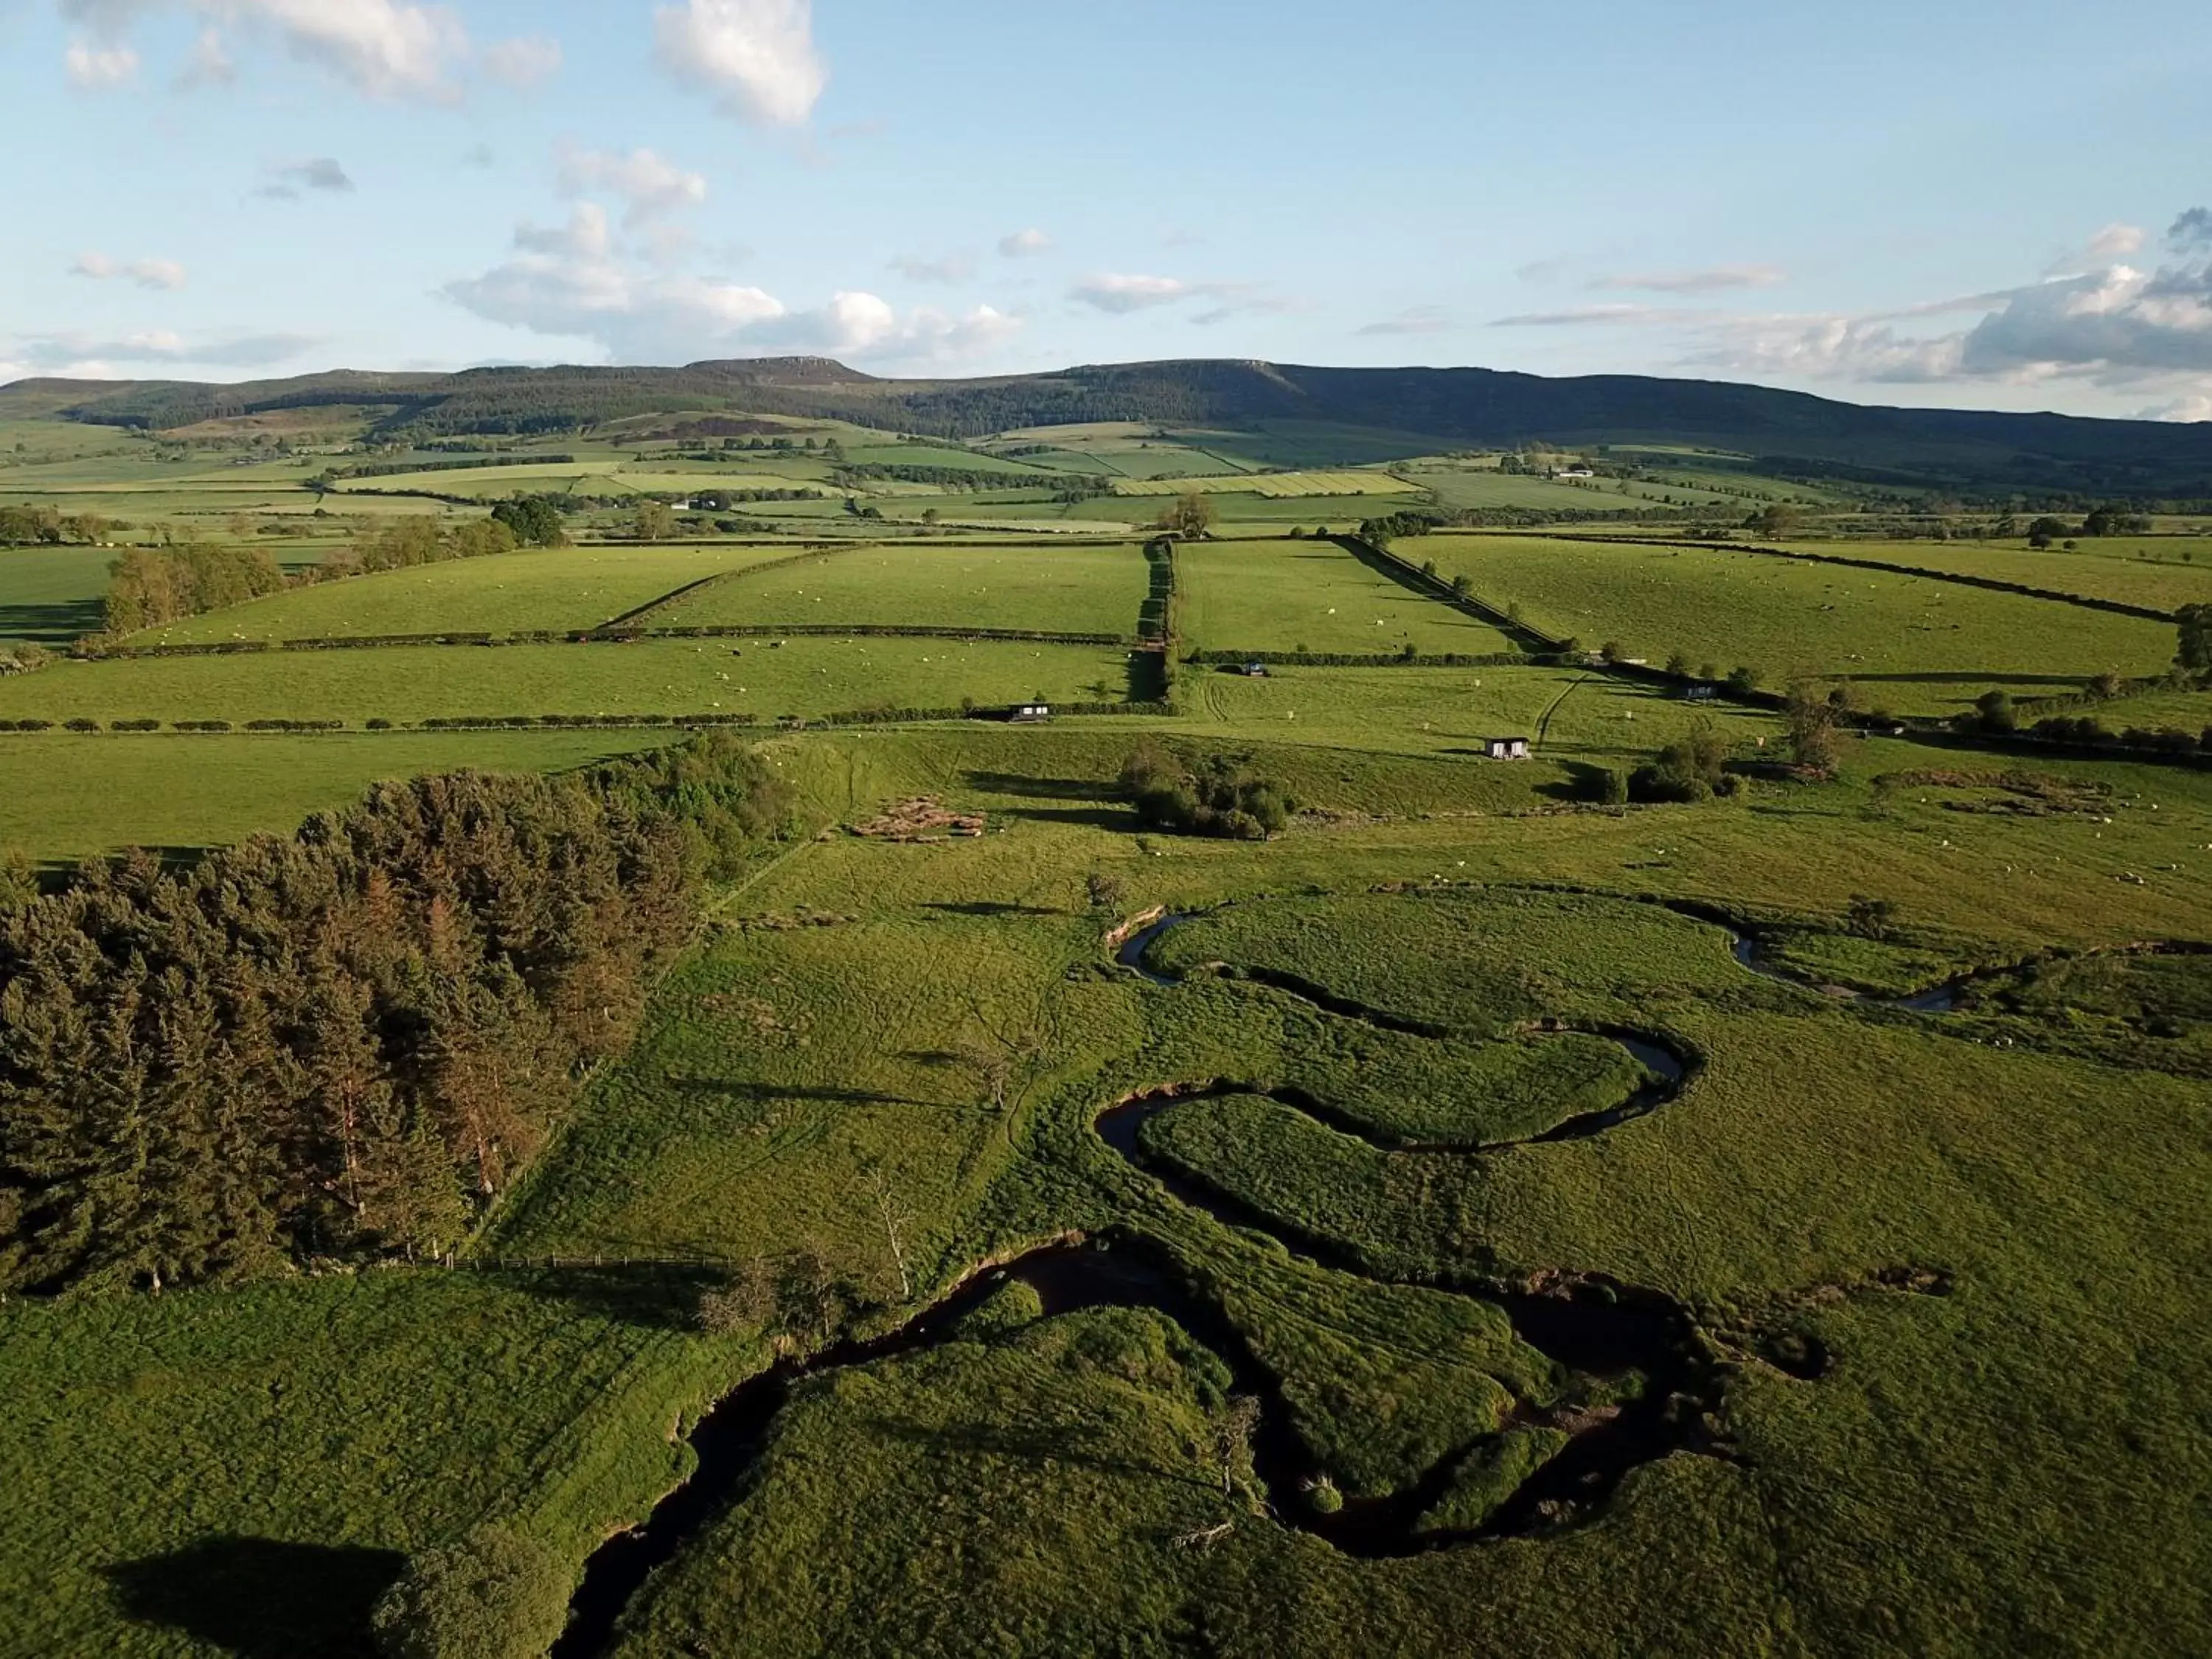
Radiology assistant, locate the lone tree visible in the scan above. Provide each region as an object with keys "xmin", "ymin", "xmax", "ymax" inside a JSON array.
[
  {"xmin": 1164, "ymin": 491, "xmax": 1214, "ymax": 540},
  {"xmin": 2178, "ymin": 603, "xmax": 2211, "ymax": 678},
  {"xmin": 1784, "ymin": 681, "xmax": 1842, "ymax": 772},
  {"xmin": 371, "ymin": 1527, "xmax": 569, "ymax": 1659}
]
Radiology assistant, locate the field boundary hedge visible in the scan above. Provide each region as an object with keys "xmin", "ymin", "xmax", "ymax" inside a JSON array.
[
  {"xmin": 86, "ymin": 621, "xmax": 1141, "ymax": 658},
  {"xmin": 594, "ymin": 543, "xmax": 867, "ymax": 630},
  {"xmin": 0, "ymin": 700, "xmax": 1177, "ymax": 737},
  {"xmin": 1181, "ymin": 648, "xmax": 1537, "ymax": 669}
]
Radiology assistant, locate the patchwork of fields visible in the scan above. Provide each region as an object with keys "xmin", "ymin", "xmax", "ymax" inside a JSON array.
[{"xmin": 5, "ymin": 399, "xmax": 2212, "ymax": 1659}]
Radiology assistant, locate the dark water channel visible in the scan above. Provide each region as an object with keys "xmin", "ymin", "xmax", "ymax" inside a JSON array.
[{"xmin": 557, "ymin": 911, "xmax": 1765, "ymax": 1653}]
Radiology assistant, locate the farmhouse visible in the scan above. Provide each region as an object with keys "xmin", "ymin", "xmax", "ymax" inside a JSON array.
[{"xmin": 1483, "ymin": 736, "xmax": 1531, "ymax": 760}]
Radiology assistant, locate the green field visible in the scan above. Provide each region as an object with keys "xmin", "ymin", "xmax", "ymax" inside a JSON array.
[
  {"xmin": 1176, "ymin": 538, "xmax": 1520, "ymax": 655},
  {"xmin": 1781, "ymin": 537, "xmax": 2212, "ymax": 613},
  {"xmin": 1110, "ymin": 470, "xmax": 1417, "ymax": 499},
  {"xmin": 129, "ymin": 545, "xmax": 793, "ymax": 644},
  {"xmin": 7, "ymin": 374, "xmax": 2212, "ymax": 1659},
  {"xmin": 0, "ymin": 728, "xmax": 677, "ymax": 861},
  {"xmin": 0, "ymin": 636, "xmax": 1138, "ymax": 727},
  {"xmin": 333, "ymin": 464, "xmax": 832, "ymax": 501},
  {"xmin": 653, "ymin": 541, "xmax": 1144, "ymax": 635},
  {"xmin": 1423, "ymin": 533, "xmax": 2179, "ymax": 713}
]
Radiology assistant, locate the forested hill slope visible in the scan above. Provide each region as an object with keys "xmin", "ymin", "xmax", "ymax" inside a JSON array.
[{"xmin": 10, "ymin": 356, "xmax": 2212, "ymax": 493}]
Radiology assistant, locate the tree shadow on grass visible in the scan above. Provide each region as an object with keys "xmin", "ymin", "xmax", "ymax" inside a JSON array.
[
  {"xmin": 961, "ymin": 769, "xmax": 1117, "ymax": 801},
  {"xmin": 0, "ymin": 598, "xmax": 105, "ymax": 647},
  {"xmin": 105, "ymin": 1537, "xmax": 404, "ymax": 1659},
  {"xmin": 1537, "ymin": 760, "xmax": 1613, "ymax": 803},
  {"xmin": 922, "ymin": 900, "xmax": 1067, "ymax": 918},
  {"xmin": 486, "ymin": 1262, "xmax": 730, "ymax": 1330},
  {"xmin": 989, "ymin": 804, "xmax": 1136, "ymax": 830}
]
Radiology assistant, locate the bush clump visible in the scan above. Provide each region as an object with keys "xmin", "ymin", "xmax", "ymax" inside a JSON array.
[
  {"xmin": 1120, "ymin": 740, "xmax": 1293, "ymax": 840},
  {"xmin": 1630, "ymin": 723, "xmax": 1742, "ymax": 804},
  {"xmin": 370, "ymin": 1526, "xmax": 569, "ymax": 1659}
]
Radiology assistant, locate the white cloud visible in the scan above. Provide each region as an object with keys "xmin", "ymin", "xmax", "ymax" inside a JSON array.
[
  {"xmin": 513, "ymin": 204, "xmax": 614, "ymax": 260},
  {"xmin": 1587, "ymin": 265, "xmax": 1787, "ymax": 295},
  {"xmin": 2087, "ymin": 223, "xmax": 2146, "ymax": 260},
  {"xmin": 65, "ymin": 39, "xmax": 140, "ymax": 86},
  {"xmin": 2139, "ymin": 393, "xmax": 2212, "ymax": 422},
  {"xmin": 258, "ymin": 156, "xmax": 355, "ymax": 198},
  {"xmin": 1357, "ymin": 305, "xmax": 1453, "ymax": 337},
  {"xmin": 180, "ymin": 26, "xmax": 234, "ymax": 86},
  {"xmin": 445, "ymin": 232, "xmax": 1021, "ymax": 367},
  {"xmin": 1070, "ymin": 272, "xmax": 1288, "ymax": 324},
  {"xmin": 219, "ymin": 0, "xmax": 467, "ymax": 100},
  {"xmin": 9, "ymin": 329, "xmax": 321, "ymax": 370},
  {"xmin": 58, "ymin": 0, "xmax": 470, "ymax": 101},
  {"xmin": 1491, "ymin": 304, "xmax": 1688, "ymax": 327},
  {"xmin": 71, "ymin": 251, "xmax": 188, "ymax": 289},
  {"xmin": 891, "ymin": 251, "xmax": 977, "ymax": 285},
  {"xmin": 653, "ymin": 0, "xmax": 826, "ymax": 125},
  {"xmin": 1069, "ymin": 274, "xmax": 1196, "ymax": 313},
  {"xmin": 998, "ymin": 228, "xmax": 1051, "ymax": 259},
  {"xmin": 481, "ymin": 33, "xmax": 560, "ymax": 89},
  {"xmin": 557, "ymin": 147, "xmax": 708, "ymax": 224}
]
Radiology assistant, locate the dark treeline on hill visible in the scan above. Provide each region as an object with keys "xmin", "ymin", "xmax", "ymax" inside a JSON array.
[
  {"xmin": 18, "ymin": 355, "xmax": 2212, "ymax": 493},
  {"xmin": 0, "ymin": 739, "xmax": 792, "ymax": 1296}
]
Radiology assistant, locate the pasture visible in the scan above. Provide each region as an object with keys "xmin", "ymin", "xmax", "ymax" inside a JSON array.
[
  {"xmin": 0, "ymin": 636, "xmax": 1140, "ymax": 727},
  {"xmin": 1175, "ymin": 537, "xmax": 1520, "ymax": 655},
  {"xmin": 0, "ymin": 545, "xmax": 114, "ymax": 644},
  {"xmin": 1110, "ymin": 469, "xmax": 1416, "ymax": 499},
  {"xmin": 0, "ymin": 728, "xmax": 675, "ymax": 861},
  {"xmin": 1421, "ymin": 533, "xmax": 2179, "ymax": 713},
  {"xmin": 129, "ymin": 545, "xmax": 794, "ymax": 644},
  {"xmin": 1781, "ymin": 536, "xmax": 2212, "ymax": 613},
  {"xmin": 651, "ymin": 540, "xmax": 1145, "ymax": 636}
]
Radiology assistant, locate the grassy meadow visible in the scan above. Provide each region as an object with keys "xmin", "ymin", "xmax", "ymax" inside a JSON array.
[
  {"xmin": 0, "ymin": 636, "xmax": 1139, "ymax": 728},
  {"xmin": 1176, "ymin": 538, "xmax": 1520, "ymax": 655},
  {"xmin": 131, "ymin": 545, "xmax": 796, "ymax": 644},
  {"xmin": 652, "ymin": 540, "xmax": 1145, "ymax": 636},
  {"xmin": 5, "ymin": 394, "xmax": 2212, "ymax": 1659},
  {"xmin": 1422, "ymin": 533, "xmax": 2180, "ymax": 712}
]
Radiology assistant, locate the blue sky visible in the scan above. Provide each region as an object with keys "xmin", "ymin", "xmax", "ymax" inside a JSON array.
[{"xmin": 4, "ymin": 0, "xmax": 2209, "ymax": 419}]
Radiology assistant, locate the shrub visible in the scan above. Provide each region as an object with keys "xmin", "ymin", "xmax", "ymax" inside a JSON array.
[
  {"xmin": 370, "ymin": 1526, "xmax": 569, "ymax": 1659},
  {"xmin": 1725, "ymin": 665, "xmax": 1761, "ymax": 695},
  {"xmin": 109, "ymin": 718, "xmax": 160, "ymax": 732},
  {"xmin": 1120, "ymin": 741, "xmax": 1293, "ymax": 841},
  {"xmin": 1630, "ymin": 723, "xmax": 1733, "ymax": 804},
  {"xmin": 63, "ymin": 717, "xmax": 99, "ymax": 733}
]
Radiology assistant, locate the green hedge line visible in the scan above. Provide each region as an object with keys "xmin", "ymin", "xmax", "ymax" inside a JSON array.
[{"xmin": 1183, "ymin": 648, "xmax": 1535, "ymax": 669}]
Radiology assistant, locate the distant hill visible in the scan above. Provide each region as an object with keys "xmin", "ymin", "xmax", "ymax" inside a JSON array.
[{"xmin": 7, "ymin": 357, "xmax": 2211, "ymax": 495}]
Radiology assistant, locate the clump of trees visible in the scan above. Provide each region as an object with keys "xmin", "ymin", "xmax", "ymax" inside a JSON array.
[
  {"xmin": 489, "ymin": 494, "xmax": 570, "ymax": 548},
  {"xmin": 1120, "ymin": 740, "xmax": 1292, "ymax": 839},
  {"xmin": 1161, "ymin": 492, "xmax": 1214, "ymax": 540},
  {"xmin": 2179, "ymin": 604, "xmax": 2211, "ymax": 678},
  {"xmin": 103, "ymin": 543, "xmax": 285, "ymax": 633},
  {"xmin": 321, "ymin": 516, "xmax": 519, "ymax": 580},
  {"xmin": 1630, "ymin": 723, "xmax": 1742, "ymax": 803},
  {"xmin": 1784, "ymin": 681, "xmax": 1844, "ymax": 772},
  {"xmin": 0, "ymin": 738, "xmax": 793, "ymax": 1296},
  {"xmin": 0, "ymin": 506, "xmax": 117, "ymax": 546}
]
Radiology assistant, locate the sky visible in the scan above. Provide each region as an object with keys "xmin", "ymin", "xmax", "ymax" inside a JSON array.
[{"xmin": 2, "ymin": 0, "xmax": 2209, "ymax": 421}]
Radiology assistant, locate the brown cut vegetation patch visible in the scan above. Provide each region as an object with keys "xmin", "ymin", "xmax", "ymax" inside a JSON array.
[{"xmin": 847, "ymin": 796, "xmax": 985, "ymax": 842}]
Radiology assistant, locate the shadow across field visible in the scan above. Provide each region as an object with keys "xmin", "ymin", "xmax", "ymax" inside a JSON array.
[
  {"xmin": 0, "ymin": 597, "xmax": 104, "ymax": 646},
  {"xmin": 105, "ymin": 1537, "xmax": 404, "ymax": 1659},
  {"xmin": 961, "ymin": 769, "xmax": 1119, "ymax": 801}
]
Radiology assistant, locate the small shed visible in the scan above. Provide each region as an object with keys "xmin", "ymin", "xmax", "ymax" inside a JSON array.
[
  {"xmin": 1239, "ymin": 661, "xmax": 1270, "ymax": 678},
  {"xmin": 1483, "ymin": 736, "xmax": 1531, "ymax": 761},
  {"xmin": 1680, "ymin": 684, "xmax": 1717, "ymax": 702},
  {"xmin": 1010, "ymin": 703, "xmax": 1053, "ymax": 723}
]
